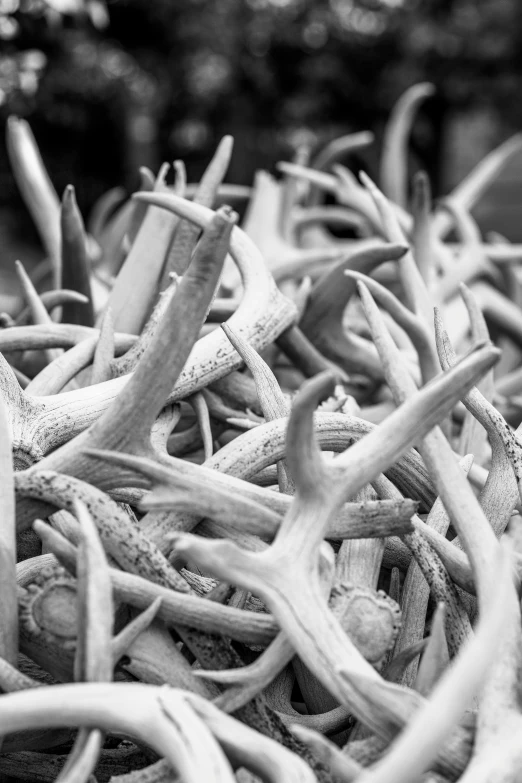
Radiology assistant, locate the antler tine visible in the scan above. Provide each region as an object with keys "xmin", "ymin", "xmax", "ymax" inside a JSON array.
[
  {"xmin": 26, "ymin": 336, "xmax": 99, "ymax": 396},
  {"xmin": 380, "ymin": 82, "xmax": 435, "ymax": 210},
  {"xmin": 432, "ymin": 133, "xmax": 522, "ymax": 239},
  {"xmin": 14, "ymin": 259, "xmax": 62, "ymax": 366},
  {"xmin": 6, "ymin": 116, "xmax": 61, "ymax": 286},
  {"xmin": 299, "ymin": 243, "xmax": 407, "ymax": 380},
  {"xmin": 163, "ymin": 136, "xmax": 234, "ymax": 283},
  {"xmin": 283, "ymin": 370, "xmax": 335, "ymax": 508},
  {"xmin": 411, "ymin": 170, "xmax": 440, "ymax": 288},
  {"xmin": 60, "ymin": 185, "xmax": 94, "ymax": 327},
  {"xmin": 346, "ymin": 271, "xmax": 439, "ymax": 386},
  {"xmin": 106, "ymin": 163, "xmax": 174, "ymax": 335},
  {"xmin": 221, "ymin": 322, "xmax": 294, "ymax": 493},
  {"xmin": 197, "ymin": 633, "xmax": 295, "ymax": 714}
]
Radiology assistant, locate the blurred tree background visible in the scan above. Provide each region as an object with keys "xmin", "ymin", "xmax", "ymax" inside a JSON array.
[{"xmin": 0, "ymin": 0, "xmax": 522, "ymax": 239}]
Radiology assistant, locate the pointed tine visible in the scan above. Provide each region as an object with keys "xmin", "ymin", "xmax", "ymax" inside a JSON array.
[
  {"xmin": 90, "ymin": 201, "xmax": 130, "ymax": 279},
  {"xmin": 330, "ymin": 163, "xmax": 389, "ymax": 232},
  {"xmin": 73, "ymin": 499, "xmax": 113, "ymax": 684},
  {"xmin": 458, "ymin": 284, "xmax": 494, "ymax": 456},
  {"xmin": 194, "ymin": 136, "xmax": 234, "ymax": 207},
  {"xmin": 412, "ymin": 171, "xmax": 437, "ymax": 286},
  {"xmin": 434, "ymin": 133, "xmax": 522, "ymax": 238},
  {"xmin": 173, "ymin": 160, "xmax": 187, "ymax": 195},
  {"xmin": 311, "ymin": 130, "xmax": 374, "ymax": 172},
  {"xmin": 14, "ymin": 259, "xmax": 64, "ymax": 362},
  {"xmin": 442, "ymin": 199, "xmax": 481, "ymax": 248},
  {"xmin": 280, "ymin": 139, "xmax": 311, "ymax": 239},
  {"xmin": 161, "ymin": 215, "xmax": 198, "ymax": 281},
  {"xmin": 6, "ymin": 116, "xmax": 62, "ymax": 286},
  {"xmin": 15, "ymin": 260, "xmax": 53, "ymax": 327},
  {"xmin": 111, "ymin": 597, "xmax": 162, "ymax": 665},
  {"xmin": 15, "ymin": 289, "xmax": 88, "ymax": 327},
  {"xmin": 33, "ymin": 520, "xmax": 78, "ymax": 576},
  {"xmin": 380, "ymin": 82, "xmax": 435, "ymax": 209},
  {"xmin": 60, "ymin": 185, "xmax": 95, "ymax": 327},
  {"xmin": 188, "ymin": 392, "xmax": 213, "ymax": 461},
  {"xmin": 90, "ymin": 307, "xmax": 115, "ymax": 385},
  {"xmin": 303, "ymin": 242, "xmax": 408, "ymax": 329},
  {"xmin": 221, "ymin": 322, "xmax": 289, "ymax": 420},
  {"xmin": 139, "ymin": 166, "xmax": 156, "ymax": 189},
  {"xmin": 84, "ymin": 447, "xmax": 169, "ymax": 486},
  {"xmin": 276, "ymin": 161, "xmax": 339, "ymax": 193},
  {"xmin": 412, "ymin": 170, "xmax": 431, "ymax": 214},
  {"xmin": 139, "ymin": 486, "xmax": 187, "ymax": 512},
  {"xmin": 111, "ymin": 273, "xmax": 181, "ymax": 377},
  {"xmin": 356, "ymin": 280, "xmax": 417, "ymax": 403},
  {"xmin": 360, "ymin": 171, "xmax": 434, "ymax": 326},
  {"xmin": 434, "ymin": 307, "xmax": 458, "ymax": 370},
  {"xmin": 332, "ymin": 162, "xmax": 361, "ymax": 189},
  {"xmin": 87, "ymin": 185, "xmax": 127, "ymax": 244},
  {"xmin": 108, "ymin": 162, "xmax": 177, "ymax": 335},
  {"xmin": 54, "ymin": 727, "xmax": 104, "ymax": 783},
  {"xmin": 384, "ymin": 640, "xmax": 427, "ymax": 683},
  {"xmin": 346, "ymin": 268, "xmax": 438, "ymax": 384},
  {"xmin": 203, "ymin": 633, "xmax": 295, "ymax": 714},
  {"xmin": 87, "ymin": 185, "xmax": 127, "ymax": 242},
  {"xmin": 25, "ymin": 334, "xmax": 98, "ymax": 396},
  {"xmin": 414, "ymin": 603, "xmax": 449, "ymax": 696},
  {"xmin": 286, "ymin": 371, "xmax": 336, "ymax": 497},
  {"xmin": 0, "ymin": 396, "xmax": 18, "ymax": 666},
  {"xmin": 162, "ymin": 137, "xmax": 233, "ymax": 281},
  {"xmin": 126, "ymin": 166, "xmax": 156, "ymax": 246},
  {"xmin": 459, "ymin": 282, "xmax": 491, "ymax": 343}
]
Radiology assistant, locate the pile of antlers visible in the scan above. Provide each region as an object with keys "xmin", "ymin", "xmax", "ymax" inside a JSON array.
[{"xmin": 1, "ymin": 84, "xmax": 522, "ymax": 783}]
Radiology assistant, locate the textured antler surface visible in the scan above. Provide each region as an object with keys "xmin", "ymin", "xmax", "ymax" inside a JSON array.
[{"xmin": 1, "ymin": 89, "xmax": 522, "ymax": 783}]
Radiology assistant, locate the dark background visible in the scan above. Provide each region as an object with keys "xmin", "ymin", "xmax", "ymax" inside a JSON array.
[{"xmin": 1, "ymin": 0, "xmax": 522, "ymax": 254}]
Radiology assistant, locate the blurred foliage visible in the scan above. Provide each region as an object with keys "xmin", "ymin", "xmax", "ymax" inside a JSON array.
[{"xmin": 1, "ymin": 0, "xmax": 522, "ymax": 214}]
